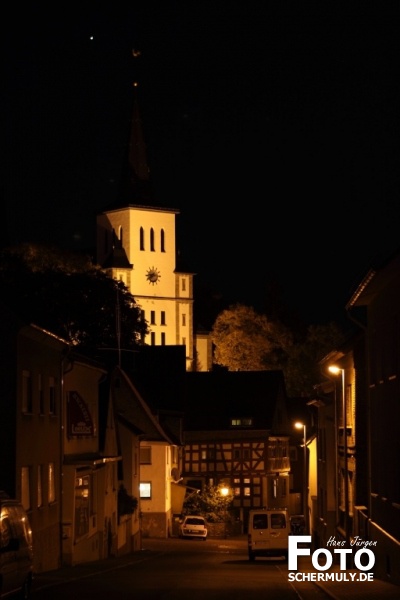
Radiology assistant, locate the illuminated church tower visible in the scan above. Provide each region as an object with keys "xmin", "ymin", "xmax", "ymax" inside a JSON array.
[{"xmin": 96, "ymin": 80, "xmax": 211, "ymax": 371}]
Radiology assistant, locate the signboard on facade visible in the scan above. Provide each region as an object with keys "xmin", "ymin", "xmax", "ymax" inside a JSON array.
[{"xmin": 67, "ymin": 391, "xmax": 94, "ymax": 437}]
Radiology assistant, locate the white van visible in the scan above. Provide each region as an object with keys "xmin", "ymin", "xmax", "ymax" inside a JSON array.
[
  {"xmin": 0, "ymin": 492, "xmax": 33, "ymax": 599},
  {"xmin": 247, "ymin": 508, "xmax": 290, "ymax": 561}
]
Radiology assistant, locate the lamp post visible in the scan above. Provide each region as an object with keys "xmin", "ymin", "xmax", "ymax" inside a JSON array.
[
  {"xmin": 220, "ymin": 485, "xmax": 229, "ymax": 538},
  {"xmin": 294, "ymin": 421, "xmax": 308, "ymax": 535},
  {"xmin": 328, "ymin": 365, "xmax": 349, "ymax": 549}
]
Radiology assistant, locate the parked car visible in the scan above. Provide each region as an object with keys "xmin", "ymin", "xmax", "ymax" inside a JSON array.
[
  {"xmin": 179, "ymin": 516, "xmax": 208, "ymax": 540},
  {"xmin": 247, "ymin": 508, "xmax": 289, "ymax": 561},
  {"xmin": 0, "ymin": 492, "xmax": 33, "ymax": 599}
]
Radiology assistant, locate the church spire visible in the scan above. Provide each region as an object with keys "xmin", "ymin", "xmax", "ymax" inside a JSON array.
[{"xmin": 117, "ymin": 51, "xmax": 155, "ymax": 206}]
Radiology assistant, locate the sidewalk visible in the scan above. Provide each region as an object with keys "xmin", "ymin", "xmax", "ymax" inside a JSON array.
[
  {"xmin": 294, "ymin": 559, "xmax": 400, "ymax": 600},
  {"xmin": 32, "ymin": 537, "xmax": 400, "ymax": 600}
]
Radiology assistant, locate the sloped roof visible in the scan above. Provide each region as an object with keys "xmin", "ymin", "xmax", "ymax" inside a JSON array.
[
  {"xmin": 112, "ymin": 366, "xmax": 175, "ymax": 444},
  {"xmin": 183, "ymin": 370, "xmax": 288, "ymax": 433}
]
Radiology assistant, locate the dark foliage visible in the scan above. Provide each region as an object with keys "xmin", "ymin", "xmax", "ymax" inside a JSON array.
[{"xmin": 0, "ymin": 243, "xmax": 148, "ymax": 352}]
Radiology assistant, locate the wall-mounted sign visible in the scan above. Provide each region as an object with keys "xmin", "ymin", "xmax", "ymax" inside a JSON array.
[{"xmin": 67, "ymin": 391, "xmax": 95, "ymax": 437}]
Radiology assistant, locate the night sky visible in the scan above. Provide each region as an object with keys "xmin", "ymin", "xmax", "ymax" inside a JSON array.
[{"xmin": 3, "ymin": 4, "xmax": 400, "ymax": 328}]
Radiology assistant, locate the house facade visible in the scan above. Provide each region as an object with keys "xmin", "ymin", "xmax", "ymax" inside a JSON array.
[
  {"xmin": 181, "ymin": 370, "xmax": 296, "ymax": 530},
  {"xmin": 345, "ymin": 250, "xmax": 400, "ymax": 585},
  {"xmin": 61, "ymin": 354, "xmax": 121, "ymax": 566},
  {"xmin": 0, "ymin": 309, "xmax": 69, "ymax": 573}
]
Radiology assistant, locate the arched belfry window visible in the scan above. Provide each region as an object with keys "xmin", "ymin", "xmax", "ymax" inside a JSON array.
[
  {"xmin": 140, "ymin": 227, "xmax": 145, "ymax": 251},
  {"xmin": 161, "ymin": 229, "xmax": 165, "ymax": 252},
  {"xmin": 150, "ymin": 228, "xmax": 155, "ymax": 252}
]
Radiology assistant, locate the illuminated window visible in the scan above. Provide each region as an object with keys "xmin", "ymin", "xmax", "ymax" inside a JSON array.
[
  {"xmin": 231, "ymin": 418, "xmax": 253, "ymax": 427},
  {"xmin": 140, "ymin": 482, "xmax": 151, "ymax": 499}
]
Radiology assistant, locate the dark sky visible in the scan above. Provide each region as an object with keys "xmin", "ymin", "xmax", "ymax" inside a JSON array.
[{"xmin": 4, "ymin": 4, "xmax": 400, "ymax": 328}]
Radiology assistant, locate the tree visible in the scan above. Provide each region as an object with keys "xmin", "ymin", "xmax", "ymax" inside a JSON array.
[
  {"xmin": 210, "ymin": 303, "xmax": 345, "ymax": 396},
  {"xmin": 0, "ymin": 243, "xmax": 148, "ymax": 353},
  {"xmin": 211, "ymin": 303, "xmax": 293, "ymax": 371},
  {"xmin": 182, "ymin": 484, "xmax": 234, "ymax": 523},
  {"xmin": 284, "ymin": 322, "xmax": 345, "ymax": 396}
]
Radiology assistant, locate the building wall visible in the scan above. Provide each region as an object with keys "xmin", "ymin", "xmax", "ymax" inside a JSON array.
[
  {"xmin": 140, "ymin": 442, "xmax": 173, "ymax": 538},
  {"xmin": 15, "ymin": 326, "xmax": 67, "ymax": 573}
]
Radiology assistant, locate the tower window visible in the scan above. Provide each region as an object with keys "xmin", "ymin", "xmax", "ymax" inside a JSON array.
[
  {"xmin": 150, "ymin": 228, "xmax": 155, "ymax": 251},
  {"xmin": 161, "ymin": 229, "xmax": 165, "ymax": 252},
  {"xmin": 140, "ymin": 227, "xmax": 145, "ymax": 250}
]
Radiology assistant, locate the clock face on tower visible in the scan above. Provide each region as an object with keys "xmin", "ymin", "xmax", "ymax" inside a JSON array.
[{"xmin": 146, "ymin": 267, "xmax": 161, "ymax": 285}]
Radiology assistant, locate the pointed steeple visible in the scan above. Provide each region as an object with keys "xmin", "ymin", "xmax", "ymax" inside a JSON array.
[{"xmin": 117, "ymin": 52, "xmax": 155, "ymax": 206}]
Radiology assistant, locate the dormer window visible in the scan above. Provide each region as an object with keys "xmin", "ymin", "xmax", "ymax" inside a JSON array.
[{"xmin": 231, "ymin": 418, "xmax": 253, "ymax": 427}]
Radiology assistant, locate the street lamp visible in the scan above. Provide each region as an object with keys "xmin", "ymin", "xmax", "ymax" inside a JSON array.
[
  {"xmin": 220, "ymin": 485, "xmax": 230, "ymax": 538},
  {"xmin": 294, "ymin": 421, "xmax": 308, "ymax": 535},
  {"xmin": 328, "ymin": 365, "xmax": 350, "ymax": 549}
]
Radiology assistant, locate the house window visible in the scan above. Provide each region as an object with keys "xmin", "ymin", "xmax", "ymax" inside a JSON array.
[
  {"xmin": 231, "ymin": 418, "xmax": 253, "ymax": 427},
  {"xmin": 75, "ymin": 475, "xmax": 90, "ymax": 539},
  {"xmin": 140, "ymin": 446, "xmax": 152, "ymax": 464},
  {"xmin": 22, "ymin": 370, "xmax": 33, "ymax": 414},
  {"xmin": 151, "ymin": 332, "xmax": 156, "ymax": 345},
  {"xmin": 150, "ymin": 228, "xmax": 155, "ymax": 251},
  {"xmin": 140, "ymin": 227, "xmax": 145, "ymax": 250},
  {"xmin": 150, "ymin": 311, "xmax": 156, "ymax": 325},
  {"xmin": 38, "ymin": 374, "xmax": 44, "ymax": 415},
  {"xmin": 161, "ymin": 332, "xmax": 166, "ymax": 345},
  {"xmin": 139, "ymin": 482, "xmax": 152, "ymax": 499},
  {"xmin": 161, "ymin": 229, "xmax": 165, "ymax": 252},
  {"xmin": 161, "ymin": 311, "xmax": 166, "ymax": 325},
  {"xmin": 49, "ymin": 376, "xmax": 56, "ymax": 415},
  {"xmin": 48, "ymin": 462, "xmax": 56, "ymax": 503},
  {"xmin": 21, "ymin": 466, "xmax": 31, "ymax": 510},
  {"xmin": 37, "ymin": 465, "xmax": 43, "ymax": 507}
]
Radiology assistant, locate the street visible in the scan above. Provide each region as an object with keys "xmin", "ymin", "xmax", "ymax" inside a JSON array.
[{"xmin": 32, "ymin": 537, "xmax": 330, "ymax": 600}]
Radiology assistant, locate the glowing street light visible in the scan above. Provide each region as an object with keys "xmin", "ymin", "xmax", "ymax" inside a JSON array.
[
  {"xmin": 328, "ymin": 365, "xmax": 350, "ymax": 550},
  {"xmin": 294, "ymin": 421, "xmax": 308, "ymax": 535}
]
